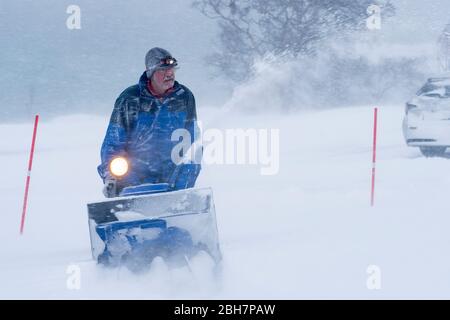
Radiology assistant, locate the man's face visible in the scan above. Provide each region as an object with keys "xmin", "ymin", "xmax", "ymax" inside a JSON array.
[{"xmin": 151, "ymin": 67, "xmax": 176, "ymax": 92}]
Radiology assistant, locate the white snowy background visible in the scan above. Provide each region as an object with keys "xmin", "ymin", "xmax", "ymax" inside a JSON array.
[
  {"xmin": 2, "ymin": 104, "xmax": 450, "ymax": 299},
  {"xmin": 1, "ymin": 0, "xmax": 450, "ymax": 299}
]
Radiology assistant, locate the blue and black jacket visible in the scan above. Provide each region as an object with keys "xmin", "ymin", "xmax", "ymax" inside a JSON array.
[{"xmin": 98, "ymin": 72, "xmax": 201, "ymax": 191}]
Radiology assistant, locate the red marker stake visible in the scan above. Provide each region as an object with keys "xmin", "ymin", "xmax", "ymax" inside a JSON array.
[
  {"xmin": 371, "ymin": 108, "xmax": 378, "ymax": 207},
  {"xmin": 20, "ymin": 115, "xmax": 39, "ymax": 235}
]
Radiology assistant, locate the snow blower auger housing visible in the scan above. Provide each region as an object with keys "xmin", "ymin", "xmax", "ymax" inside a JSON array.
[{"xmin": 87, "ymin": 184, "xmax": 222, "ymax": 272}]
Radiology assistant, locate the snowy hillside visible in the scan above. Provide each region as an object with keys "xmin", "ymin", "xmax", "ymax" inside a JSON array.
[{"xmin": 1, "ymin": 104, "xmax": 450, "ymax": 299}]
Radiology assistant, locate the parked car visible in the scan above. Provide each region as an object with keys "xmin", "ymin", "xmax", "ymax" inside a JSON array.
[{"xmin": 402, "ymin": 76, "xmax": 450, "ymax": 157}]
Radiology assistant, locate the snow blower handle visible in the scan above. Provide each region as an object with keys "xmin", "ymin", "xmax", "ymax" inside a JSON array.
[{"xmin": 168, "ymin": 140, "xmax": 202, "ymax": 189}]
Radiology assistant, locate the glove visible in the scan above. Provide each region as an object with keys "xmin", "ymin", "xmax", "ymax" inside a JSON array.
[
  {"xmin": 102, "ymin": 178, "xmax": 118, "ymax": 198},
  {"xmin": 171, "ymin": 164, "xmax": 201, "ymax": 190}
]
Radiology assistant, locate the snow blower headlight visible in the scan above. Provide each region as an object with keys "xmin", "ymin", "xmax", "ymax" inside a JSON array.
[{"xmin": 109, "ymin": 157, "xmax": 129, "ymax": 177}]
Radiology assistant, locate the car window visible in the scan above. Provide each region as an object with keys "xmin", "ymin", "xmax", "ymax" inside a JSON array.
[
  {"xmin": 417, "ymin": 83, "xmax": 450, "ymax": 98},
  {"xmin": 417, "ymin": 83, "xmax": 438, "ymax": 96}
]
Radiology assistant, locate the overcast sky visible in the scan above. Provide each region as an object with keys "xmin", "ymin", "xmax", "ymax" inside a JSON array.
[{"xmin": 1, "ymin": 0, "xmax": 450, "ymax": 120}]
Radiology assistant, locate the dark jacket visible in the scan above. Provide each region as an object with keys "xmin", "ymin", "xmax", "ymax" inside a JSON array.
[{"xmin": 97, "ymin": 72, "xmax": 201, "ymax": 191}]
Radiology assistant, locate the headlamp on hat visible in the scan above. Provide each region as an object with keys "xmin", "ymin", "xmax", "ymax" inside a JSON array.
[{"xmin": 159, "ymin": 56, "xmax": 178, "ymax": 68}]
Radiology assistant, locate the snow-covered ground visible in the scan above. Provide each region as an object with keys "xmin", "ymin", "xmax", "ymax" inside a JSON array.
[{"xmin": 1, "ymin": 104, "xmax": 450, "ymax": 299}]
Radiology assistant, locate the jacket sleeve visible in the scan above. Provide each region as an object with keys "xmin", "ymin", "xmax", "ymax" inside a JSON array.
[
  {"xmin": 97, "ymin": 95, "xmax": 129, "ymax": 182},
  {"xmin": 172, "ymin": 91, "xmax": 202, "ymax": 190}
]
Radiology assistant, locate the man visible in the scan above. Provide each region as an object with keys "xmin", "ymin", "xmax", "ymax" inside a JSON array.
[{"xmin": 98, "ymin": 47, "xmax": 201, "ymax": 197}]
